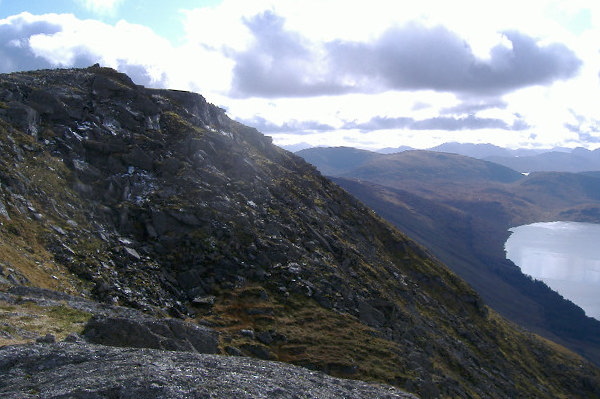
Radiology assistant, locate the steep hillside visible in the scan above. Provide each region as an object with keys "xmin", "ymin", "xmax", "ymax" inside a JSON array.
[
  {"xmin": 330, "ymin": 176, "xmax": 600, "ymax": 364},
  {"xmin": 0, "ymin": 67, "xmax": 599, "ymax": 398},
  {"xmin": 299, "ymin": 147, "xmax": 600, "ymax": 366}
]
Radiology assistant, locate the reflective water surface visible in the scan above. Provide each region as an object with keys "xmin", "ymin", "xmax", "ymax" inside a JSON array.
[{"xmin": 505, "ymin": 221, "xmax": 600, "ymax": 321}]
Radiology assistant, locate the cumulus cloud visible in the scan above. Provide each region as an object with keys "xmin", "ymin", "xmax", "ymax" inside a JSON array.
[
  {"xmin": 230, "ymin": 12, "xmax": 582, "ymax": 98},
  {"xmin": 0, "ymin": 14, "xmax": 63, "ymax": 73},
  {"xmin": 230, "ymin": 12, "xmax": 352, "ymax": 98},
  {"xmin": 335, "ymin": 27, "xmax": 581, "ymax": 95},
  {"xmin": 0, "ymin": 13, "xmax": 173, "ymax": 87}
]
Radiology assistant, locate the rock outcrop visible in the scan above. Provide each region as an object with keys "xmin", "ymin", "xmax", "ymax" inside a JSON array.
[
  {"xmin": 0, "ymin": 343, "xmax": 418, "ymax": 399},
  {"xmin": 0, "ymin": 285, "xmax": 219, "ymax": 354}
]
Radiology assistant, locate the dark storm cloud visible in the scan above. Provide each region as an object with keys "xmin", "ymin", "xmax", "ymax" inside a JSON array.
[
  {"xmin": 230, "ymin": 13, "xmax": 582, "ymax": 98},
  {"xmin": 346, "ymin": 114, "xmax": 528, "ymax": 131},
  {"xmin": 242, "ymin": 116, "xmax": 335, "ymax": 133}
]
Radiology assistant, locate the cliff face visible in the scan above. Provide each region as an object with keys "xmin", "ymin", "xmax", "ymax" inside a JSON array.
[{"xmin": 0, "ymin": 66, "xmax": 599, "ymax": 399}]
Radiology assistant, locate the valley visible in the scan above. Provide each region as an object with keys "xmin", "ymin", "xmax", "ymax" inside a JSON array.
[{"xmin": 298, "ymin": 147, "xmax": 600, "ymax": 365}]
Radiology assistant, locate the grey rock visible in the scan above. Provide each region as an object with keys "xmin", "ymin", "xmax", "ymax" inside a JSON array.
[
  {"xmin": 0, "ymin": 101, "xmax": 39, "ymax": 136},
  {"xmin": 358, "ymin": 300, "xmax": 387, "ymax": 329},
  {"xmin": 35, "ymin": 333, "xmax": 56, "ymax": 344},
  {"xmin": 82, "ymin": 316, "xmax": 219, "ymax": 354},
  {"xmin": 122, "ymin": 146, "xmax": 154, "ymax": 171},
  {"xmin": 0, "ymin": 343, "xmax": 418, "ymax": 399},
  {"xmin": 224, "ymin": 345, "xmax": 243, "ymax": 356},
  {"xmin": 50, "ymin": 225, "xmax": 67, "ymax": 235},
  {"xmin": 63, "ymin": 333, "xmax": 83, "ymax": 343},
  {"xmin": 0, "ymin": 199, "xmax": 10, "ymax": 220},
  {"xmin": 240, "ymin": 343, "xmax": 273, "ymax": 360},
  {"xmin": 239, "ymin": 329, "xmax": 255, "ymax": 339},
  {"xmin": 256, "ymin": 330, "xmax": 274, "ymax": 345},
  {"xmin": 123, "ymin": 246, "xmax": 141, "ymax": 260},
  {"xmin": 191, "ymin": 295, "xmax": 215, "ymax": 306}
]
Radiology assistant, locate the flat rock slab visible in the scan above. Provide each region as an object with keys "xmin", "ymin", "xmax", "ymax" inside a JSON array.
[{"xmin": 0, "ymin": 342, "xmax": 419, "ymax": 399}]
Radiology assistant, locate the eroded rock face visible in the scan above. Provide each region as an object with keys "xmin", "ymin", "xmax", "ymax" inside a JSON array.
[{"xmin": 0, "ymin": 343, "xmax": 418, "ymax": 399}]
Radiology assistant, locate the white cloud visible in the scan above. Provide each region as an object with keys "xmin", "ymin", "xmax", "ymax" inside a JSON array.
[
  {"xmin": 0, "ymin": 12, "xmax": 234, "ymax": 97},
  {"xmin": 2, "ymin": 0, "xmax": 599, "ymax": 150}
]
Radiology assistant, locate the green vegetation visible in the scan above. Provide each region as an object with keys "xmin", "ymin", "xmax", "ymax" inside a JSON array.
[
  {"xmin": 0, "ymin": 301, "xmax": 91, "ymax": 346},
  {"xmin": 161, "ymin": 111, "xmax": 207, "ymax": 137},
  {"xmin": 196, "ymin": 285, "xmax": 413, "ymax": 385}
]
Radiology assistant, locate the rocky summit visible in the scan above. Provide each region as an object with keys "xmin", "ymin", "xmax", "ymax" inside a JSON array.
[{"xmin": 0, "ymin": 66, "xmax": 599, "ymax": 398}]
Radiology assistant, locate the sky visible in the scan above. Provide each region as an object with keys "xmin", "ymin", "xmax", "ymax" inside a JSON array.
[{"xmin": 1, "ymin": 0, "xmax": 599, "ymax": 151}]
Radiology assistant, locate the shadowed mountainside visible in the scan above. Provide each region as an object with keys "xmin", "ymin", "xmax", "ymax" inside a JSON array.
[
  {"xmin": 0, "ymin": 67, "xmax": 599, "ymax": 398},
  {"xmin": 297, "ymin": 147, "xmax": 600, "ymax": 365}
]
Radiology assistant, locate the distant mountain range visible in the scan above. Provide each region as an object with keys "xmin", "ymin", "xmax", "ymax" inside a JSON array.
[
  {"xmin": 293, "ymin": 142, "xmax": 600, "ymax": 173},
  {"xmin": 296, "ymin": 146, "xmax": 600, "ymax": 365}
]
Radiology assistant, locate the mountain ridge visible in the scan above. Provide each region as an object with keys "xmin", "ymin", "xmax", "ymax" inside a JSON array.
[
  {"xmin": 0, "ymin": 67, "xmax": 599, "ymax": 398},
  {"xmin": 305, "ymin": 142, "xmax": 600, "ymax": 173}
]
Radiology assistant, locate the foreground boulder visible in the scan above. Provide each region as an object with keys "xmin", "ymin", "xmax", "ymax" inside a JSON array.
[
  {"xmin": 82, "ymin": 315, "xmax": 219, "ymax": 353},
  {"xmin": 0, "ymin": 343, "xmax": 418, "ymax": 399}
]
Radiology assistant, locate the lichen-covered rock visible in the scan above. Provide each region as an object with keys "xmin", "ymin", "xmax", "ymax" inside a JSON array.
[{"xmin": 0, "ymin": 343, "xmax": 418, "ymax": 399}]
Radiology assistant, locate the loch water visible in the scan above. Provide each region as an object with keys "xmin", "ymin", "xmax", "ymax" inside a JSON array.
[{"xmin": 505, "ymin": 221, "xmax": 600, "ymax": 321}]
